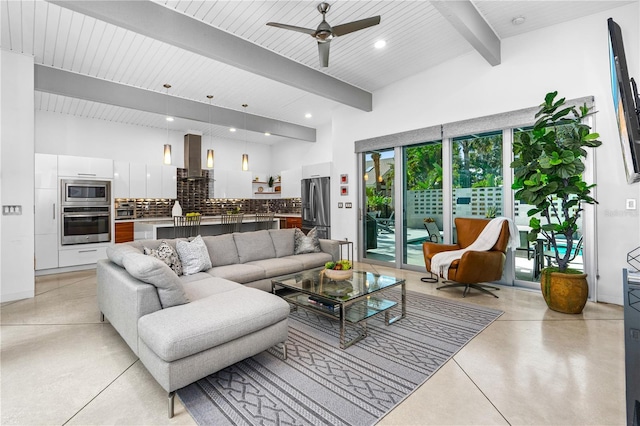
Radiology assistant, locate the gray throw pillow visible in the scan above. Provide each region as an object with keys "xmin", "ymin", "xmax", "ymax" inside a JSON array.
[
  {"xmin": 144, "ymin": 240, "xmax": 182, "ymax": 276},
  {"xmin": 107, "ymin": 244, "xmax": 141, "ymax": 267},
  {"xmin": 294, "ymin": 227, "xmax": 322, "ymax": 254},
  {"xmin": 176, "ymin": 235, "xmax": 213, "ymax": 275},
  {"xmin": 122, "ymin": 252, "xmax": 188, "ymax": 308}
]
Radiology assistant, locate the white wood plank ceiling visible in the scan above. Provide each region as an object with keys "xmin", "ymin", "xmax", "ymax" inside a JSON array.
[{"xmin": 1, "ymin": 0, "xmax": 633, "ymax": 143}]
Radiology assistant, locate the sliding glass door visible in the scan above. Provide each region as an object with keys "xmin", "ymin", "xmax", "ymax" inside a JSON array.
[
  {"xmin": 403, "ymin": 141, "xmax": 443, "ymax": 266},
  {"xmin": 362, "ymin": 149, "xmax": 395, "ymax": 263},
  {"xmin": 451, "ymin": 132, "xmax": 504, "ymax": 243}
]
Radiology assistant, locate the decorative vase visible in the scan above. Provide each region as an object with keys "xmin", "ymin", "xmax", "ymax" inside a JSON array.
[
  {"xmin": 323, "ymin": 268, "xmax": 353, "ymax": 281},
  {"xmin": 172, "ymin": 200, "xmax": 182, "ymax": 217},
  {"xmin": 540, "ymin": 270, "xmax": 589, "ymax": 314}
]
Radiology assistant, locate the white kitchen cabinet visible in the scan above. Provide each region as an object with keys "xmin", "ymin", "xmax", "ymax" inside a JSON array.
[
  {"xmin": 129, "ymin": 163, "xmax": 147, "ymax": 198},
  {"xmin": 34, "ymin": 187, "xmax": 59, "ymax": 271},
  {"xmin": 213, "ymin": 169, "xmax": 229, "ymax": 198},
  {"xmin": 35, "ymin": 234, "xmax": 59, "ymax": 270},
  {"xmin": 226, "ymin": 170, "xmax": 252, "ymax": 198},
  {"xmin": 162, "ymin": 165, "xmax": 177, "ymax": 199},
  {"xmin": 58, "ymin": 246, "xmax": 108, "ymax": 268},
  {"xmin": 34, "ymin": 153, "xmax": 59, "ymax": 271},
  {"xmin": 302, "ymin": 162, "xmax": 331, "ymax": 179},
  {"xmin": 145, "ymin": 163, "xmax": 163, "ymax": 198},
  {"xmin": 117, "ymin": 163, "xmax": 176, "ymax": 199},
  {"xmin": 35, "ymin": 153, "xmax": 58, "ymax": 189},
  {"xmin": 58, "ymin": 155, "xmax": 113, "ymax": 179},
  {"xmin": 280, "ymin": 167, "xmax": 302, "ymax": 198},
  {"xmin": 113, "ymin": 161, "xmax": 131, "ymax": 198},
  {"xmin": 35, "ymin": 188, "xmax": 58, "ymax": 235},
  {"xmin": 212, "ymin": 170, "xmax": 251, "ymax": 198}
]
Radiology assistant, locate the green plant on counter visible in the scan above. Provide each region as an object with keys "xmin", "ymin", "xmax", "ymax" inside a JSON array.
[{"xmin": 268, "ymin": 176, "xmax": 274, "ymax": 187}]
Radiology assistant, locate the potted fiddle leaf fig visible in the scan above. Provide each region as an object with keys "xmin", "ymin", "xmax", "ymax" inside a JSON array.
[{"xmin": 511, "ymin": 91, "xmax": 602, "ymax": 314}]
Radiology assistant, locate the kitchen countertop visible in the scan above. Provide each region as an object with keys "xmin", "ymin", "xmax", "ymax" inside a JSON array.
[
  {"xmin": 117, "ymin": 213, "xmax": 301, "ymax": 222},
  {"xmin": 133, "ymin": 216, "xmax": 286, "ymax": 240}
]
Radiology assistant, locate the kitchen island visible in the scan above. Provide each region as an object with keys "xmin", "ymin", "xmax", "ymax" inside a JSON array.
[{"xmin": 133, "ymin": 216, "xmax": 280, "ymax": 240}]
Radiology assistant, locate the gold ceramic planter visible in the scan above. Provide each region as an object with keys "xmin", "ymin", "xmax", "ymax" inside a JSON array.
[{"xmin": 540, "ymin": 270, "xmax": 589, "ymax": 314}]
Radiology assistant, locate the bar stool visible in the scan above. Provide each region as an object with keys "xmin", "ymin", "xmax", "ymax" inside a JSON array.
[
  {"xmin": 174, "ymin": 215, "xmax": 200, "ymax": 238},
  {"xmin": 255, "ymin": 212, "xmax": 274, "ymax": 231},
  {"xmin": 221, "ymin": 213, "xmax": 243, "ymax": 234}
]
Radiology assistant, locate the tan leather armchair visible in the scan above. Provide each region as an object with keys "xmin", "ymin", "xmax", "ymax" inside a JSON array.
[{"xmin": 422, "ymin": 217, "xmax": 510, "ymax": 298}]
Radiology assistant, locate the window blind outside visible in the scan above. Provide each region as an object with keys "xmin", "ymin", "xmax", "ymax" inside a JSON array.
[{"xmin": 354, "ymin": 96, "xmax": 594, "ymax": 152}]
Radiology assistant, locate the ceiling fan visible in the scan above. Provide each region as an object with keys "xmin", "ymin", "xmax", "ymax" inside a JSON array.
[{"xmin": 266, "ymin": 2, "xmax": 381, "ymax": 68}]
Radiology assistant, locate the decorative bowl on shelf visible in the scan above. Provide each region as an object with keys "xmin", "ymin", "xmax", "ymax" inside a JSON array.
[
  {"xmin": 322, "ymin": 268, "xmax": 353, "ymax": 281},
  {"xmin": 258, "ymin": 187, "xmax": 264, "ymax": 192}
]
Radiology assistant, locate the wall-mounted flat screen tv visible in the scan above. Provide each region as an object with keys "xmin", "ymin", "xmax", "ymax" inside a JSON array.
[{"xmin": 608, "ymin": 18, "xmax": 640, "ymax": 184}]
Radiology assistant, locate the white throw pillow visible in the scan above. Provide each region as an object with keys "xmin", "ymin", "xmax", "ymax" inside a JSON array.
[{"xmin": 176, "ymin": 235, "xmax": 212, "ymax": 275}]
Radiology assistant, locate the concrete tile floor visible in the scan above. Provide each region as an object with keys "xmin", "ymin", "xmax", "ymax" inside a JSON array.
[{"xmin": 0, "ymin": 267, "xmax": 625, "ymax": 425}]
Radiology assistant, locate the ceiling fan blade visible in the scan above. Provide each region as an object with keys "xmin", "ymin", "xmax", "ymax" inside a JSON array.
[
  {"xmin": 332, "ymin": 16, "xmax": 380, "ymax": 37},
  {"xmin": 318, "ymin": 41, "xmax": 330, "ymax": 68},
  {"xmin": 266, "ymin": 22, "xmax": 316, "ymax": 35}
]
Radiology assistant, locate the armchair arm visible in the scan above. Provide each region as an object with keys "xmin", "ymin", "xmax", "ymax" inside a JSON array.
[
  {"xmin": 422, "ymin": 242, "xmax": 459, "ymax": 256},
  {"xmin": 453, "ymin": 250, "xmax": 506, "ymax": 284},
  {"xmin": 422, "ymin": 242, "xmax": 460, "ymax": 270}
]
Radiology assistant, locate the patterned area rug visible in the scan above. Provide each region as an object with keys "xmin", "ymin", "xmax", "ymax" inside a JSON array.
[{"xmin": 177, "ymin": 290, "xmax": 503, "ymax": 425}]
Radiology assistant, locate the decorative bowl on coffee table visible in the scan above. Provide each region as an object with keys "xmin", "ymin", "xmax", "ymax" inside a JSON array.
[{"xmin": 323, "ymin": 268, "xmax": 353, "ymax": 281}]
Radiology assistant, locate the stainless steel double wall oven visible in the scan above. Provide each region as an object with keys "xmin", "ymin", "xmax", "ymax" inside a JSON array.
[{"xmin": 60, "ymin": 179, "xmax": 111, "ymax": 245}]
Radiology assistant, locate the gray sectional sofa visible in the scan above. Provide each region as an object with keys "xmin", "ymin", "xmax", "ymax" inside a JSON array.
[{"xmin": 97, "ymin": 228, "xmax": 339, "ymax": 417}]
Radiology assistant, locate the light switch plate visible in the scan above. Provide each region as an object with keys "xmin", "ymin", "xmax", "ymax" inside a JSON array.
[
  {"xmin": 2, "ymin": 205, "xmax": 22, "ymax": 215},
  {"xmin": 626, "ymin": 199, "xmax": 637, "ymax": 210},
  {"xmin": 338, "ymin": 202, "xmax": 343, "ymax": 208},
  {"xmin": 345, "ymin": 202, "xmax": 353, "ymax": 209}
]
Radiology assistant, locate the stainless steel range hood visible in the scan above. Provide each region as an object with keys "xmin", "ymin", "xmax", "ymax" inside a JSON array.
[{"xmin": 183, "ymin": 133, "xmax": 205, "ymax": 180}]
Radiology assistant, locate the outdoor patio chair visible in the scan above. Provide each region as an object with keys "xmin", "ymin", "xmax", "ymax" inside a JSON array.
[
  {"xmin": 543, "ymin": 236, "xmax": 583, "ymax": 267},
  {"xmin": 516, "ymin": 230, "xmax": 536, "ymax": 260},
  {"xmin": 376, "ymin": 211, "xmax": 395, "ymax": 233},
  {"xmin": 423, "ymin": 221, "xmax": 442, "ymax": 243}
]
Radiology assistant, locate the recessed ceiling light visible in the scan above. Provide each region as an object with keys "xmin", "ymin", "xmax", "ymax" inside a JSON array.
[
  {"xmin": 512, "ymin": 16, "xmax": 525, "ymax": 25},
  {"xmin": 230, "ymin": 128, "xmax": 236, "ymax": 132},
  {"xmin": 165, "ymin": 117, "xmax": 174, "ymax": 122},
  {"xmin": 264, "ymin": 132, "xmax": 271, "ymax": 136},
  {"xmin": 305, "ymin": 113, "xmax": 312, "ymax": 118},
  {"xmin": 374, "ymin": 40, "xmax": 386, "ymax": 49}
]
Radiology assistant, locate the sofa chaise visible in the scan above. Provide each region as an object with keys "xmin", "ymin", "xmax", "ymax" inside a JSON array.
[{"xmin": 97, "ymin": 228, "xmax": 339, "ymax": 416}]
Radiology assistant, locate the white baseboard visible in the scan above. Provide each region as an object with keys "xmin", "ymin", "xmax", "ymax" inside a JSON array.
[{"xmin": 0, "ymin": 289, "xmax": 35, "ymax": 303}]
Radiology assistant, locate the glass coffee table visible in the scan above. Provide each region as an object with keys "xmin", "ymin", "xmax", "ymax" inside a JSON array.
[{"xmin": 271, "ymin": 267, "xmax": 406, "ymax": 349}]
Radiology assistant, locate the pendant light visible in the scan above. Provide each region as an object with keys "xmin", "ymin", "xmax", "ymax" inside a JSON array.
[
  {"xmin": 206, "ymin": 95, "xmax": 214, "ymax": 168},
  {"xmin": 241, "ymin": 103, "xmax": 249, "ymax": 171},
  {"xmin": 163, "ymin": 83, "xmax": 172, "ymax": 165}
]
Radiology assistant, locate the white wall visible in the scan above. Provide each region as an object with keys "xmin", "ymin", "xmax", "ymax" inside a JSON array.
[
  {"xmin": 1, "ymin": 50, "xmax": 35, "ymax": 302},
  {"xmin": 35, "ymin": 111, "xmax": 273, "ymax": 176},
  {"xmin": 327, "ymin": 3, "xmax": 640, "ymax": 305}
]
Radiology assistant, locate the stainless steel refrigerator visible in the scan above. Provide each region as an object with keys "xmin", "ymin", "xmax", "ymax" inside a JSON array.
[{"xmin": 301, "ymin": 177, "xmax": 331, "ymax": 239}]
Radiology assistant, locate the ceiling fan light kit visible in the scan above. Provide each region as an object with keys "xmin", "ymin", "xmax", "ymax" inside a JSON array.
[{"xmin": 266, "ymin": 2, "xmax": 380, "ymax": 67}]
